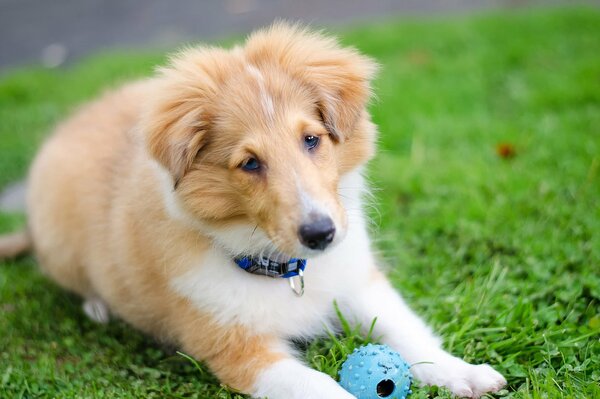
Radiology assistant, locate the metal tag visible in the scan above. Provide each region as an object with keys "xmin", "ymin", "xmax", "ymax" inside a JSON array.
[{"xmin": 288, "ymin": 268, "xmax": 304, "ymax": 297}]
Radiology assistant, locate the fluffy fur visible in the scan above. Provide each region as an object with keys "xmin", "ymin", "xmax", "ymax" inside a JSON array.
[{"xmin": 5, "ymin": 24, "xmax": 506, "ymax": 398}]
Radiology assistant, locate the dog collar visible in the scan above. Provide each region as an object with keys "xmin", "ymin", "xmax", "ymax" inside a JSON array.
[{"xmin": 234, "ymin": 256, "xmax": 306, "ymax": 296}]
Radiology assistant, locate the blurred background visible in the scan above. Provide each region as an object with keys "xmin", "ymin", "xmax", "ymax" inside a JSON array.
[{"xmin": 1, "ymin": 0, "xmax": 596, "ymax": 71}]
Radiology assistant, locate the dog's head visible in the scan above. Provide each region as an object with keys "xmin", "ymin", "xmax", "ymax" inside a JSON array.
[{"xmin": 143, "ymin": 23, "xmax": 377, "ymax": 259}]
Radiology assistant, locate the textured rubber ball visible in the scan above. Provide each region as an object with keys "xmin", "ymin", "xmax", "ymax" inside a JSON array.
[{"xmin": 338, "ymin": 344, "xmax": 412, "ymax": 399}]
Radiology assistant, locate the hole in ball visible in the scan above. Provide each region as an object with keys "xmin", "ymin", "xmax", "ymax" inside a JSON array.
[{"xmin": 376, "ymin": 379, "xmax": 395, "ymax": 397}]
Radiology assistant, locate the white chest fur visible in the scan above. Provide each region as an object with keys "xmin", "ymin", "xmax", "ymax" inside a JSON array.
[{"xmin": 170, "ymin": 215, "xmax": 373, "ymax": 338}]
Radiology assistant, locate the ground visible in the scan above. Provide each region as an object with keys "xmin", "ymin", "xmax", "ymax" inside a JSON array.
[{"xmin": 1, "ymin": 7, "xmax": 599, "ymax": 399}]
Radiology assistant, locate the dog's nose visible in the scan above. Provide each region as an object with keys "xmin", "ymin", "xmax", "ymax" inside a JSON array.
[{"xmin": 298, "ymin": 217, "xmax": 336, "ymax": 251}]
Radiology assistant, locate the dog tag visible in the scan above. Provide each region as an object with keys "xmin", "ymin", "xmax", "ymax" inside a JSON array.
[{"xmin": 288, "ymin": 268, "xmax": 304, "ymax": 297}]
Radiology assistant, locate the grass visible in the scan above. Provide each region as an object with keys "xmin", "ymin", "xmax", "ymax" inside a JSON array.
[{"xmin": 1, "ymin": 7, "xmax": 599, "ymax": 398}]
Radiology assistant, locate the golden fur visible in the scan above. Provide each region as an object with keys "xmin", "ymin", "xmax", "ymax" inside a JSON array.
[
  {"xmin": 0, "ymin": 231, "xmax": 30, "ymax": 259},
  {"xmin": 23, "ymin": 23, "xmax": 376, "ymax": 392}
]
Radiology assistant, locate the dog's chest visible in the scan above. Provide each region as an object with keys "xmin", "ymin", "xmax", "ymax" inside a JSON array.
[{"xmin": 170, "ymin": 244, "xmax": 370, "ymax": 338}]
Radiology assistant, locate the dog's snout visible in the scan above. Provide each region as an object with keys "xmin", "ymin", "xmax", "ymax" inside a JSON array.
[{"xmin": 298, "ymin": 217, "xmax": 336, "ymax": 251}]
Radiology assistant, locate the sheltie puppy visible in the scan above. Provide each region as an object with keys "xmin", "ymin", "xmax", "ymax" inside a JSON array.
[{"xmin": 0, "ymin": 23, "xmax": 506, "ymax": 398}]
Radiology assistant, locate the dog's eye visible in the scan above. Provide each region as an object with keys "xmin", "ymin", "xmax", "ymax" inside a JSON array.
[
  {"xmin": 304, "ymin": 135, "xmax": 320, "ymax": 151},
  {"xmin": 241, "ymin": 157, "xmax": 261, "ymax": 172}
]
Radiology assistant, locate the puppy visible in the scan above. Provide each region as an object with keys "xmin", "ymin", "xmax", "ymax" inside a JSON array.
[{"xmin": 1, "ymin": 23, "xmax": 506, "ymax": 398}]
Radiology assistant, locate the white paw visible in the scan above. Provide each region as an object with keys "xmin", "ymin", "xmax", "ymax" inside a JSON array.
[
  {"xmin": 411, "ymin": 355, "xmax": 506, "ymax": 398},
  {"xmin": 253, "ymin": 359, "xmax": 356, "ymax": 399},
  {"xmin": 83, "ymin": 298, "xmax": 110, "ymax": 324}
]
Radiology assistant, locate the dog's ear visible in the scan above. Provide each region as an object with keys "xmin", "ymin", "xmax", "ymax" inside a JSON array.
[
  {"xmin": 142, "ymin": 48, "xmax": 232, "ymax": 186},
  {"xmin": 144, "ymin": 92, "xmax": 209, "ymax": 187},
  {"xmin": 306, "ymin": 48, "xmax": 377, "ymax": 142},
  {"xmin": 245, "ymin": 23, "xmax": 378, "ymax": 142}
]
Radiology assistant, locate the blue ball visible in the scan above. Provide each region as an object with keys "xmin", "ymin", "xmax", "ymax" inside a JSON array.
[{"xmin": 339, "ymin": 344, "xmax": 412, "ymax": 399}]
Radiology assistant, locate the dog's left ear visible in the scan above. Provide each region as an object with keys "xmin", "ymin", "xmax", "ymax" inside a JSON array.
[
  {"xmin": 305, "ymin": 48, "xmax": 377, "ymax": 142},
  {"xmin": 245, "ymin": 24, "xmax": 378, "ymax": 142}
]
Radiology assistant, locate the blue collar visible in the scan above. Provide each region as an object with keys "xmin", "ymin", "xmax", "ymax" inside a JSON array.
[{"xmin": 234, "ymin": 256, "xmax": 307, "ymax": 278}]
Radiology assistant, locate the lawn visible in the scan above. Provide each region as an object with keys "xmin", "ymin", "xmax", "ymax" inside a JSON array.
[{"xmin": 1, "ymin": 7, "xmax": 599, "ymax": 399}]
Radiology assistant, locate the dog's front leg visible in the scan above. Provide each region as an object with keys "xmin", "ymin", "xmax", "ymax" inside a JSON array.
[
  {"xmin": 252, "ymin": 357, "xmax": 358, "ymax": 399},
  {"xmin": 201, "ymin": 341, "xmax": 356, "ymax": 399},
  {"xmin": 343, "ymin": 269, "xmax": 506, "ymax": 398},
  {"xmin": 175, "ymin": 315, "xmax": 356, "ymax": 399}
]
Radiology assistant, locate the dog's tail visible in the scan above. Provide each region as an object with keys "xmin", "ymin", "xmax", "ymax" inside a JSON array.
[
  {"xmin": 0, "ymin": 230, "xmax": 31, "ymax": 259},
  {"xmin": 0, "ymin": 179, "xmax": 31, "ymax": 259}
]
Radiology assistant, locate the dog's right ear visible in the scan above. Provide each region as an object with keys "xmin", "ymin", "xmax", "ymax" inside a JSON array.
[
  {"xmin": 144, "ymin": 91, "xmax": 208, "ymax": 188},
  {"xmin": 142, "ymin": 47, "xmax": 231, "ymax": 187}
]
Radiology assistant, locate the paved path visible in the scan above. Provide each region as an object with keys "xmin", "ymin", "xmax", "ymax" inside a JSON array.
[{"xmin": 0, "ymin": 0, "xmax": 589, "ymax": 70}]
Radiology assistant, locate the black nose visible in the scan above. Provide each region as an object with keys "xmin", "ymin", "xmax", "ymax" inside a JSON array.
[{"xmin": 298, "ymin": 217, "xmax": 336, "ymax": 250}]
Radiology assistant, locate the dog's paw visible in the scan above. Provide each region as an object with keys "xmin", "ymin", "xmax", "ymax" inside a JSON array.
[
  {"xmin": 83, "ymin": 298, "xmax": 110, "ymax": 324},
  {"xmin": 253, "ymin": 359, "xmax": 357, "ymax": 399},
  {"xmin": 412, "ymin": 356, "xmax": 506, "ymax": 398}
]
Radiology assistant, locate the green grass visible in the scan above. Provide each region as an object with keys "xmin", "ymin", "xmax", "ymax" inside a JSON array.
[{"xmin": 1, "ymin": 7, "xmax": 599, "ymax": 398}]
